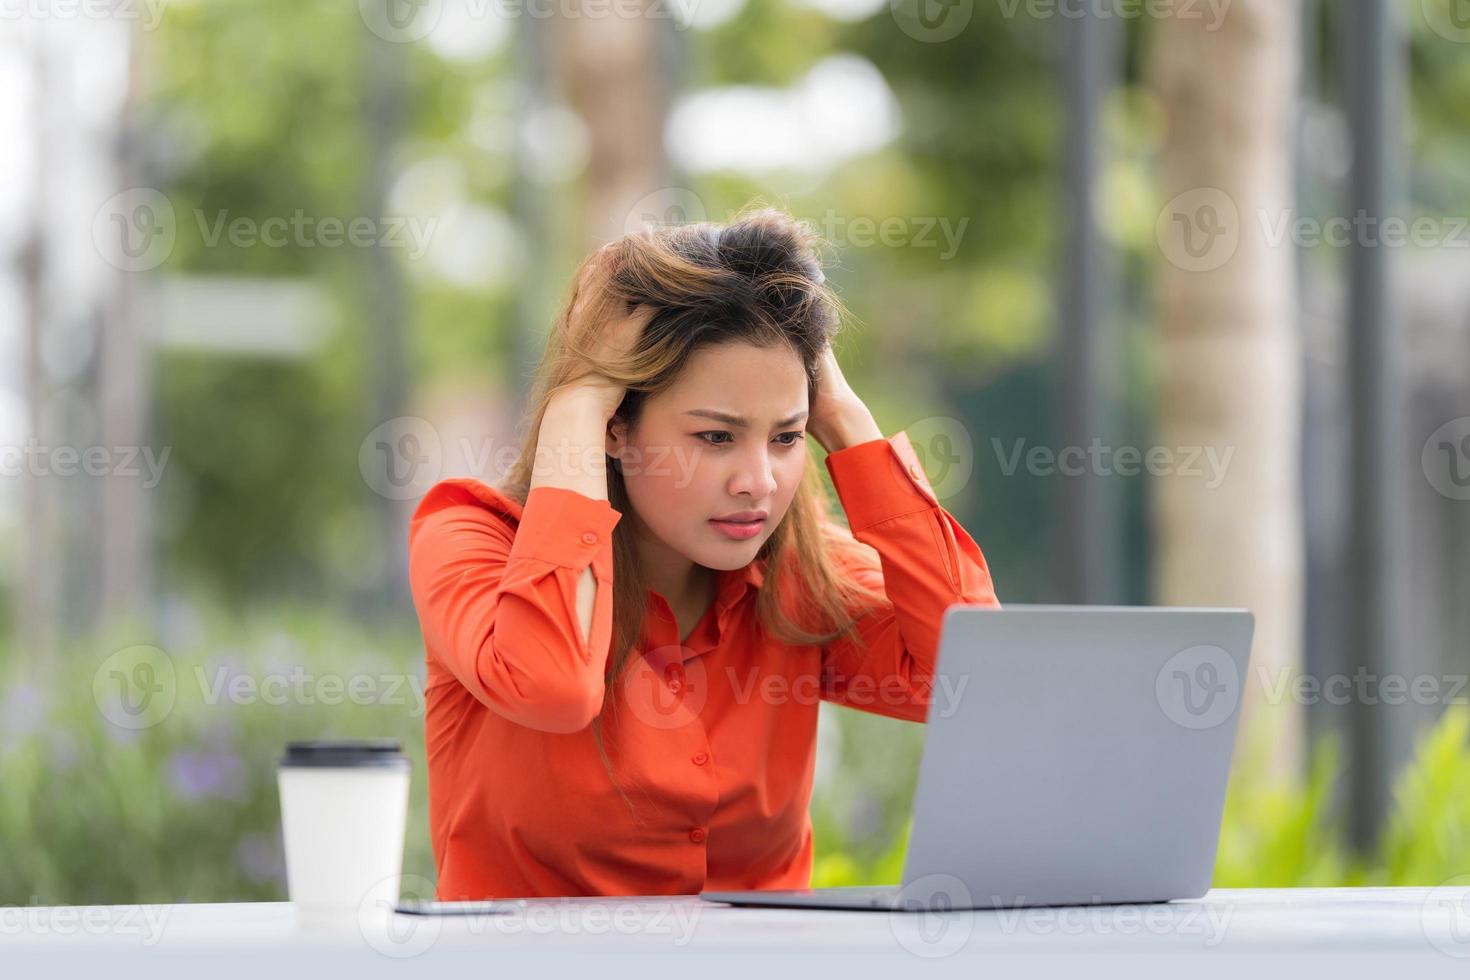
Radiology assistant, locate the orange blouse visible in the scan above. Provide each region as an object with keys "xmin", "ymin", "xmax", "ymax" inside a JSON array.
[{"xmin": 407, "ymin": 430, "xmax": 1000, "ymax": 900}]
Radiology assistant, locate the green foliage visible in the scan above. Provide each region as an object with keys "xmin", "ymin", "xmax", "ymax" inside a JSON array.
[
  {"xmin": 1378, "ymin": 704, "xmax": 1470, "ymax": 884},
  {"xmin": 3, "ymin": 604, "xmax": 1470, "ymax": 903},
  {"xmin": 1212, "ymin": 735, "xmax": 1356, "ymax": 887},
  {"xmin": 137, "ymin": 0, "xmax": 514, "ymax": 609},
  {"xmin": 0, "ymin": 606, "xmax": 433, "ymax": 904},
  {"xmin": 812, "ymin": 810, "xmax": 910, "ymax": 889}
]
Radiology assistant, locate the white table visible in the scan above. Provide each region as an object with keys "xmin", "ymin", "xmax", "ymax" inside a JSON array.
[{"xmin": 5, "ymin": 887, "xmax": 1470, "ymax": 978}]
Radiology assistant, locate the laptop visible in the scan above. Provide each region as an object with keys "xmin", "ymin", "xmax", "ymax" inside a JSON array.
[{"xmin": 699, "ymin": 604, "xmax": 1254, "ymax": 912}]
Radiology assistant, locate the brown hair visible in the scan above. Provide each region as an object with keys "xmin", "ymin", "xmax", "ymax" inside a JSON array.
[{"xmin": 498, "ymin": 203, "xmax": 885, "ymax": 820}]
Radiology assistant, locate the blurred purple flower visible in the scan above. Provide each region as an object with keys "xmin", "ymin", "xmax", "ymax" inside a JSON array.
[
  {"xmin": 166, "ymin": 747, "xmax": 247, "ymax": 802},
  {"xmin": 1, "ymin": 682, "xmax": 47, "ymax": 750},
  {"xmin": 235, "ymin": 831, "xmax": 286, "ymax": 886}
]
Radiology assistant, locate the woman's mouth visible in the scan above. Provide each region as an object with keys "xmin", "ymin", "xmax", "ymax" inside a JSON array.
[{"xmin": 709, "ymin": 517, "xmax": 766, "ymax": 540}]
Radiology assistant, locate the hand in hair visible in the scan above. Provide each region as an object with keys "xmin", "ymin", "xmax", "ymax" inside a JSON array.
[
  {"xmin": 808, "ymin": 344, "xmax": 882, "ymax": 453},
  {"xmin": 556, "ymin": 243, "xmax": 655, "ymax": 420}
]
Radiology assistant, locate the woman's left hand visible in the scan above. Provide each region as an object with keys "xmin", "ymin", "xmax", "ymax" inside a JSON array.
[{"xmin": 807, "ymin": 345, "xmax": 883, "ymax": 453}]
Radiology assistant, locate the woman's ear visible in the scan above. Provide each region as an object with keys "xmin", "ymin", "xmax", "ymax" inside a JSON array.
[{"xmin": 605, "ymin": 417, "xmax": 627, "ymax": 461}]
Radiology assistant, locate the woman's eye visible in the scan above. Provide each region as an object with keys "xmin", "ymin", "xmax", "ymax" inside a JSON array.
[{"xmin": 696, "ymin": 431, "xmax": 806, "ymax": 447}]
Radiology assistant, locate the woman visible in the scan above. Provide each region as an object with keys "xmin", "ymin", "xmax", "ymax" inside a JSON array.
[{"xmin": 407, "ymin": 206, "xmax": 1000, "ymax": 900}]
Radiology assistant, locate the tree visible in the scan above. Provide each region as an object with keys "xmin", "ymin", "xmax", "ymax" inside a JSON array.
[
  {"xmin": 548, "ymin": 2, "xmax": 671, "ymax": 249},
  {"xmin": 1148, "ymin": 0, "xmax": 1305, "ymax": 779}
]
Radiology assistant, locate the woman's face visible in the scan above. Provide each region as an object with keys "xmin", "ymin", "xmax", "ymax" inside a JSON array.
[{"xmin": 607, "ymin": 341, "xmax": 809, "ymax": 572}]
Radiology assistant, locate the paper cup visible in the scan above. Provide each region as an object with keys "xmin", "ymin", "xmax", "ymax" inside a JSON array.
[{"xmin": 277, "ymin": 739, "xmax": 410, "ymax": 925}]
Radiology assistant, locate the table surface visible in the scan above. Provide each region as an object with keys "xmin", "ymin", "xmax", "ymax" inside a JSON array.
[{"xmin": 5, "ymin": 886, "xmax": 1470, "ymax": 979}]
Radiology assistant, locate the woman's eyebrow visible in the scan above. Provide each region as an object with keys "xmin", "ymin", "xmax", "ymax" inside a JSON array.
[{"xmin": 682, "ymin": 409, "xmax": 810, "ymax": 428}]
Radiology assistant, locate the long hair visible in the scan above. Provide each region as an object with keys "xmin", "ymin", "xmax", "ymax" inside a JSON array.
[{"xmin": 498, "ymin": 204, "xmax": 886, "ymax": 820}]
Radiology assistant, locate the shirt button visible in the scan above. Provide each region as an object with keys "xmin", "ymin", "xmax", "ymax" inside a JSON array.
[
  {"xmin": 909, "ymin": 464, "xmax": 922, "ymax": 478},
  {"xmin": 692, "ymin": 751, "xmax": 709, "ymax": 766},
  {"xmin": 582, "ymin": 532, "xmax": 598, "ymax": 544},
  {"xmin": 690, "ymin": 828, "xmax": 706, "ymax": 844}
]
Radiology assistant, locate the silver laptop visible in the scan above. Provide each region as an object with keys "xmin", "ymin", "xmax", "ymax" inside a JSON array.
[{"xmin": 699, "ymin": 604, "xmax": 1254, "ymax": 912}]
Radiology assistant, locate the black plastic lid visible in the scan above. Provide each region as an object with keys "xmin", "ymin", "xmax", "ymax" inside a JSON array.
[{"xmin": 279, "ymin": 739, "xmax": 409, "ymax": 769}]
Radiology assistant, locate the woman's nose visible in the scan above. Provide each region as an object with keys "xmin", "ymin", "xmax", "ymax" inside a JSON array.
[{"xmin": 731, "ymin": 451, "xmax": 778, "ymax": 497}]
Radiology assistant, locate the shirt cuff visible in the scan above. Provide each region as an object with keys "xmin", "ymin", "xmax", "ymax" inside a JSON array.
[
  {"xmin": 824, "ymin": 429, "xmax": 940, "ymax": 533},
  {"xmin": 508, "ymin": 485, "xmax": 623, "ymax": 580}
]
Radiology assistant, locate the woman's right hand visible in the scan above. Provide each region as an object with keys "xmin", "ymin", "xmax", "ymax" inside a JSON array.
[{"xmin": 555, "ymin": 243, "xmax": 656, "ymax": 419}]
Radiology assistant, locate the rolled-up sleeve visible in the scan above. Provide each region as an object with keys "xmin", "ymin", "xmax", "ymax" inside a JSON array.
[
  {"xmin": 819, "ymin": 430, "xmax": 1000, "ymax": 723},
  {"xmin": 408, "ymin": 482, "xmax": 623, "ymax": 734}
]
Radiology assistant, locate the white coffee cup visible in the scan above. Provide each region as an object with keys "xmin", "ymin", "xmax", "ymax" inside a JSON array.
[{"xmin": 277, "ymin": 739, "xmax": 410, "ymax": 925}]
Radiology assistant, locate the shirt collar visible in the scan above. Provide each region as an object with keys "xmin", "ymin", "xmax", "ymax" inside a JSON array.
[
  {"xmin": 715, "ymin": 558, "xmax": 765, "ymax": 611},
  {"xmin": 643, "ymin": 557, "xmax": 766, "ymax": 659},
  {"xmin": 647, "ymin": 558, "xmax": 764, "ymax": 618}
]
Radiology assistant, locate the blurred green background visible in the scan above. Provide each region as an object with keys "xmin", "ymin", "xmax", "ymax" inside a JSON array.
[{"xmin": 3, "ymin": 0, "xmax": 1469, "ymax": 902}]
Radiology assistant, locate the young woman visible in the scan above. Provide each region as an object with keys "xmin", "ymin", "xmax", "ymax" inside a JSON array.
[{"xmin": 407, "ymin": 207, "xmax": 1000, "ymax": 900}]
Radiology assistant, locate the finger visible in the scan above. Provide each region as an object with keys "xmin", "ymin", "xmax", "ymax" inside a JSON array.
[
  {"xmin": 570, "ymin": 257, "xmax": 610, "ymax": 318},
  {"xmin": 577, "ymin": 244, "xmax": 614, "ymax": 285},
  {"xmin": 588, "ymin": 242, "xmax": 617, "ymax": 278}
]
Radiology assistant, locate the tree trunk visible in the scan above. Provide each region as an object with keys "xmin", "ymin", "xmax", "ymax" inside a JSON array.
[
  {"xmin": 548, "ymin": 2, "xmax": 670, "ymax": 249},
  {"xmin": 361, "ymin": 24, "xmax": 411, "ymax": 619},
  {"xmin": 1148, "ymin": 0, "xmax": 1304, "ymax": 781},
  {"xmin": 99, "ymin": 27, "xmax": 153, "ymax": 634}
]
